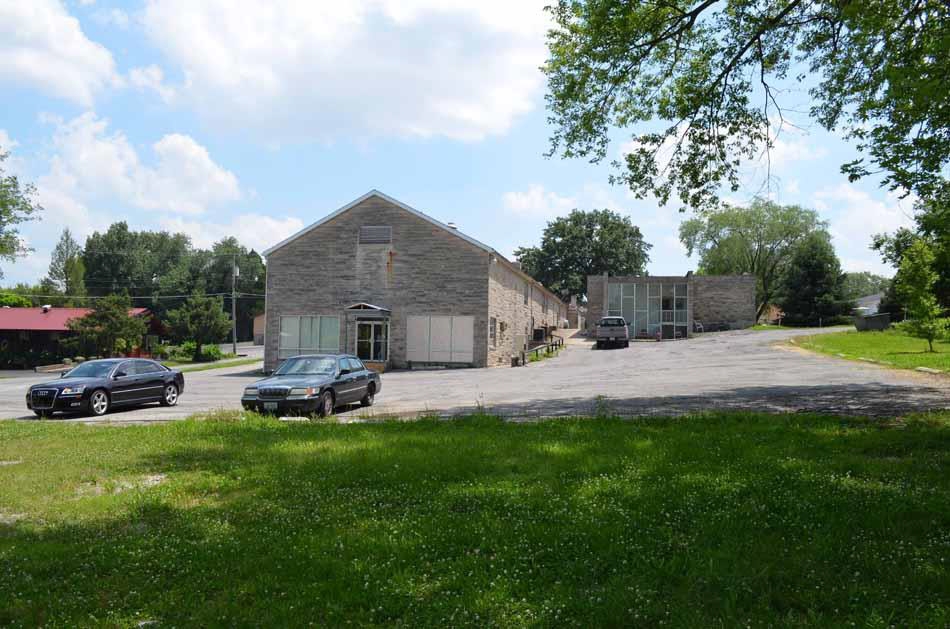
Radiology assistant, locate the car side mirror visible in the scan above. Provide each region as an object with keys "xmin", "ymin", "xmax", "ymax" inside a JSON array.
[
  {"xmin": 113, "ymin": 371, "xmax": 126, "ymax": 379},
  {"xmin": 338, "ymin": 368, "xmax": 350, "ymax": 376},
  {"xmin": 60, "ymin": 371, "xmax": 69, "ymax": 378}
]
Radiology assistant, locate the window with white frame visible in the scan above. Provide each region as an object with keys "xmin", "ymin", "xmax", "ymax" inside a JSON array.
[
  {"xmin": 278, "ymin": 315, "xmax": 340, "ymax": 359},
  {"xmin": 489, "ymin": 317, "xmax": 497, "ymax": 347}
]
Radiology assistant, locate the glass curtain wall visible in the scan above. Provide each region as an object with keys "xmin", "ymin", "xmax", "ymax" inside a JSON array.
[{"xmin": 607, "ymin": 282, "xmax": 688, "ymax": 339}]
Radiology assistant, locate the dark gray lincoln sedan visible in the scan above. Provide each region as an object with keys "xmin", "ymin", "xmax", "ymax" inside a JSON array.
[{"xmin": 241, "ymin": 354, "xmax": 381, "ymax": 417}]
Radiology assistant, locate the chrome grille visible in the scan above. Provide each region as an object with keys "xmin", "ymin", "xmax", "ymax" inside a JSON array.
[
  {"xmin": 31, "ymin": 388, "xmax": 58, "ymax": 410},
  {"xmin": 258, "ymin": 387, "xmax": 290, "ymax": 399}
]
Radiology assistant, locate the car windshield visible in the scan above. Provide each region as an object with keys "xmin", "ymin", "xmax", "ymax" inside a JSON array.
[
  {"xmin": 599, "ymin": 318, "xmax": 626, "ymax": 327},
  {"xmin": 64, "ymin": 361, "xmax": 118, "ymax": 378},
  {"xmin": 274, "ymin": 356, "xmax": 337, "ymax": 376}
]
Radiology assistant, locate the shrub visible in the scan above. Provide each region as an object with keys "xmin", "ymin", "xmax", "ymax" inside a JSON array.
[
  {"xmin": 63, "ymin": 358, "xmax": 72, "ymax": 365},
  {"xmin": 198, "ymin": 344, "xmax": 223, "ymax": 362},
  {"xmin": 74, "ymin": 357, "xmax": 85, "ymax": 363}
]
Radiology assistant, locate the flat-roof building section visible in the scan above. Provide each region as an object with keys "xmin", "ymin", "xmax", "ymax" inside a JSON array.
[{"xmin": 586, "ymin": 274, "xmax": 756, "ymax": 338}]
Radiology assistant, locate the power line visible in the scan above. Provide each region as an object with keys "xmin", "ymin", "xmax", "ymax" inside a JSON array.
[{"xmin": 0, "ymin": 292, "xmax": 264, "ymax": 301}]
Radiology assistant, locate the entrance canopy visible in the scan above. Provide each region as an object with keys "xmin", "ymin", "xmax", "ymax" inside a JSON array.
[{"xmin": 345, "ymin": 303, "xmax": 390, "ymax": 313}]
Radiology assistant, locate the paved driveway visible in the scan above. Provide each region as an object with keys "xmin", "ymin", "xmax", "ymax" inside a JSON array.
[{"xmin": 1, "ymin": 328, "xmax": 947, "ymax": 423}]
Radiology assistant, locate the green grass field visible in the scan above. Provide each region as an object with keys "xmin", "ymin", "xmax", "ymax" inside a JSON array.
[
  {"xmin": 796, "ymin": 329, "xmax": 950, "ymax": 372},
  {"xmin": 2, "ymin": 412, "xmax": 949, "ymax": 627}
]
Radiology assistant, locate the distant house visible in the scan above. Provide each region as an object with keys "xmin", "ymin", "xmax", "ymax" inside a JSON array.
[{"xmin": 0, "ymin": 306, "xmax": 150, "ymax": 368}]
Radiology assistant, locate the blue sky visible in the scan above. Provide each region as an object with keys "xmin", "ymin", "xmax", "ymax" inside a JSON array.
[{"xmin": 0, "ymin": 0, "xmax": 917, "ymax": 286}]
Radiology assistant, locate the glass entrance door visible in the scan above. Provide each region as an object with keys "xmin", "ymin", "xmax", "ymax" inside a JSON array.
[{"xmin": 356, "ymin": 321, "xmax": 388, "ymax": 362}]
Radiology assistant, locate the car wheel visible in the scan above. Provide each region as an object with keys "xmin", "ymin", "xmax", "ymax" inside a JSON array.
[
  {"xmin": 595, "ymin": 340, "xmax": 602, "ymax": 349},
  {"xmin": 89, "ymin": 389, "xmax": 110, "ymax": 417},
  {"xmin": 624, "ymin": 341, "xmax": 630, "ymax": 348},
  {"xmin": 316, "ymin": 390, "xmax": 334, "ymax": 417},
  {"xmin": 361, "ymin": 385, "xmax": 375, "ymax": 407},
  {"xmin": 160, "ymin": 383, "xmax": 180, "ymax": 407}
]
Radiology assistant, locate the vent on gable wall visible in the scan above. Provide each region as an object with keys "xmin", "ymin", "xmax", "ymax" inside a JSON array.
[{"xmin": 359, "ymin": 225, "xmax": 392, "ymax": 244}]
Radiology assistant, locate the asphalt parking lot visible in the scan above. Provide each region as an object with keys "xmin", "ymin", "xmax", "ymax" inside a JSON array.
[{"xmin": 1, "ymin": 327, "xmax": 947, "ymax": 423}]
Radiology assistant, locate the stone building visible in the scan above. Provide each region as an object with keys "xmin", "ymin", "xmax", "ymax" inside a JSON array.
[
  {"xmin": 263, "ymin": 190, "xmax": 567, "ymax": 372},
  {"xmin": 586, "ymin": 273, "xmax": 756, "ymax": 338}
]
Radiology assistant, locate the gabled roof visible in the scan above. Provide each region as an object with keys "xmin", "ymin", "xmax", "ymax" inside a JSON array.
[
  {"xmin": 264, "ymin": 189, "xmax": 493, "ymax": 257},
  {"xmin": 0, "ymin": 307, "xmax": 149, "ymax": 332},
  {"xmin": 346, "ymin": 302, "xmax": 390, "ymax": 312},
  {"xmin": 263, "ymin": 189, "xmax": 566, "ymax": 306}
]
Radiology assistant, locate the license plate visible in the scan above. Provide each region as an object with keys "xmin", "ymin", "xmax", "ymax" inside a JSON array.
[{"xmin": 264, "ymin": 402, "xmax": 278, "ymax": 411}]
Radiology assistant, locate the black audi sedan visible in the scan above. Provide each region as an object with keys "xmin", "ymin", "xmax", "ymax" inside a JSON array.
[
  {"xmin": 26, "ymin": 358, "xmax": 185, "ymax": 418},
  {"xmin": 242, "ymin": 354, "xmax": 381, "ymax": 417}
]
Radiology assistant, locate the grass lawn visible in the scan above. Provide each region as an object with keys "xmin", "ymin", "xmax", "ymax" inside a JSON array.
[
  {"xmin": 795, "ymin": 328, "xmax": 950, "ymax": 373},
  {"xmin": 2, "ymin": 412, "xmax": 949, "ymax": 627},
  {"xmin": 160, "ymin": 357, "xmax": 262, "ymax": 373}
]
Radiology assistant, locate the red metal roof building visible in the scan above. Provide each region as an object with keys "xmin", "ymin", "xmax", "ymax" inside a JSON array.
[
  {"xmin": 0, "ymin": 307, "xmax": 149, "ymax": 332},
  {"xmin": 0, "ymin": 307, "xmax": 152, "ymax": 368}
]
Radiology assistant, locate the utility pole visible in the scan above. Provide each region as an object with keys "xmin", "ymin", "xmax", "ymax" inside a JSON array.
[{"xmin": 231, "ymin": 254, "xmax": 238, "ymax": 355}]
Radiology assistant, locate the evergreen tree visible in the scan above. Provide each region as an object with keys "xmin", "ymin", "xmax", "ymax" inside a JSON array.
[
  {"xmin": 778, "ymin": 233, "xmax": 852, "ymax": 326},
  {"xmin": 165, "ymin": 293, "xmax": 232, "ymax": 361}
]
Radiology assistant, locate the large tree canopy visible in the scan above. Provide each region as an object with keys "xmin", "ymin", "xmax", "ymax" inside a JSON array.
[
  {"xmin": 679, "ymin": 198, "xmax": 826, "ymax": 318},
  {"xmin": 515, "ymin": 209, "xmax": 651, "ymax": 301},
  {"xmin": 544, "ymin": 0, "xmax": 949, "ymax": 210}
]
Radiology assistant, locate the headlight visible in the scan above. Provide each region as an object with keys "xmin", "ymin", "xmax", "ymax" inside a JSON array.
[
  {"xmin": 60, "ymin": 385, "xmax": 85, "ymax": 395},
  {"xmin": 243, "ymin": 387, "xmax": 258, "ymax": 396},
  {"xmin": 290, "ymin": 386, "xmax": 319, "ymax": 396}
]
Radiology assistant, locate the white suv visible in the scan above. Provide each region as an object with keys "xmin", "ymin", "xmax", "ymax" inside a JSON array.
[{"xmin": 594, "ymin": 316, "xmax": 630, "ymax": 349}]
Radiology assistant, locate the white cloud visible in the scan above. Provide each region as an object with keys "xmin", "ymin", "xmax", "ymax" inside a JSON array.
[
  {"xmin": 814, "ymin": 183, "xmax": 917, "ymax": 273},
  {"xmin": 0, "ymin": 0, "xmax": 120, "ymax": 106},
  {"xmin": 766, "ymin": 133, "xmax": 828, "ymax": 168},
  {"xmin": 129, "ymin": 65, "xmax": 176, "ymax": 103},
  {"xmin": 0, "ymin": 129, "xmax": 19, "ymax": 151},
  {"xmin": 159, "ymin": 214, "xmax": 304, "ymax": 252},
  {"xmin": 141, "ymin": 0, "xmax": 550, "ymax": 141},
  {"xmin": 39, "ymin": 112, "xmax": 241, "ymax": 216},
  {"xmin": 502, "ymin": 184, "xmax": 575, "ymax": 218}
]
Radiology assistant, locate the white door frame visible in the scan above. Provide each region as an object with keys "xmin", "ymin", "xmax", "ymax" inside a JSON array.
[{"xmin": 354, "ymin": 320, "xmax": 390, "ymax": 362}]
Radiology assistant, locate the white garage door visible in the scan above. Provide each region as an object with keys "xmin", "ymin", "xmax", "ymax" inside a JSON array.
[{"xmin": 406, "ymin": 315, "xmax": 474, "ymax": 363}]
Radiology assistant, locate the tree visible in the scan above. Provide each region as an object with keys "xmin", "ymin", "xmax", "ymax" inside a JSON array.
[
  {"xmin": 841, "ymin": 272, "xmax": 891, "ymax": 301},
  {"xmin": 82, "ymin": 223, "xmax": 192, "ymax": 302},
  {"xmin": 0, "ymin": 150, "xmax": 42, "ymax": 276},
  {"xmin": 778, "ymin": 233, "xmax": 852, "ymax": 326},
  {"xmin": 543, "ymin": 0, "xmax": 949, "ymax": 211},
  {"xmin": 165, "ymin": 293, "xmax": 232, "ymax": 362},
  {"xmin": 67, "ymin": 295, "xmax": 147, "ymax": 357},
  {"xmin": 0, "ymin": 293, "xmax": 32, "ymax": 307},
  {"xmin": 47, "ymin": 229, "xmax": 82, "ymax": 290},
  {"xmin": 679, "ymin": 199, "xmax": 826, "ymax": 318},
  {"xmin": 203, "ymin": 238, "xmax": 266, "ymax": 342},
  {"xmin": 873, "ymin": 183, "xmax": 950, "ymax": 311},
  {"xmin": 895, "ymin": 240, "xmax": 947, "ymax": 352},
  {"xmin": 514, "ymin": 209, "xmax": 651, "ymax": 300}
]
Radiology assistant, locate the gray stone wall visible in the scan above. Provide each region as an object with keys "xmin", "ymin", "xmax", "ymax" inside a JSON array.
[
  {"xmin": 691, "ymin": 275, "xmax": 757, "ymax": 330},
  {"xmin": 586, "ymin": 274, "xmax": 607, "ymax": 329},
  {"xmin": 487, "ymin": 262, "xmax": 568, "ymax": 366},
  {"xmin": 264, "ymin": 196, "xmax": 490, "ymax": 371}
]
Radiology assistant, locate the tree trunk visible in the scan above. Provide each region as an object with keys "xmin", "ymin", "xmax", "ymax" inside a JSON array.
[{"xmin": 194, "ymin": 342, "xmax": 203, "ymax": 362}]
